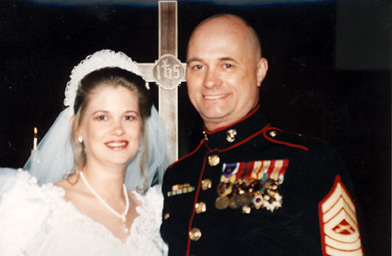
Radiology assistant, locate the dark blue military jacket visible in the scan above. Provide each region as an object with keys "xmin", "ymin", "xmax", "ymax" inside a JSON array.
[{"xmin": 161, "ymin": 105, "xmax": 366, "ymax": 256}]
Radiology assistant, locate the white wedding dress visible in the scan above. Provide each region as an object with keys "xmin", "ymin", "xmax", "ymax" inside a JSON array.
[{"xmin": 0, "ymin": 168, "xmax": 168, "ymax": 256}]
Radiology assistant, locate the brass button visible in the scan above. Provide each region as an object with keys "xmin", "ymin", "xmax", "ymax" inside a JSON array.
[
  {"xmin": 164, "ymin": 212, "xmax": 170, "ymax": 220},
  {"xmin": 208, "ymin": 154, "xmax": 220, "ymax": 166},
  {"xmin": 201, "ymin": 179, "xmax": 212, "ymax": 190},
  {"xmin": 226, "ymin": 129, "xmax": 237, "ymax": 143},
  {"xmin": 189, "ymin": 227, "xmax": 202, "ymax": 241},
  {"xmin": 269, "ymin": 130, "xmax": 277, "ymax": 138},
  {"xmin": 195, "ymin": 202, "xmax": 207, "ymax": 214}
]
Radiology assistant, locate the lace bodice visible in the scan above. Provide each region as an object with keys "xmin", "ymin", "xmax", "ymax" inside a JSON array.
[{"xmin": 0, "ymin": 168, "xmax": 168, "ymax": 256}]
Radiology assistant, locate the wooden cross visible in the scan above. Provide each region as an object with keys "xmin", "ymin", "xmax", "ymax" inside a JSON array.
[{"xmin": 138, "ymin": 0, "xmax": 186, "ymax": 162}]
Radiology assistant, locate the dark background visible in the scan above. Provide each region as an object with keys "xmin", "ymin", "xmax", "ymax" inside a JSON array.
[{"xmin": 0, "ymin": 0, "xmax": 390, "ymax": 255}]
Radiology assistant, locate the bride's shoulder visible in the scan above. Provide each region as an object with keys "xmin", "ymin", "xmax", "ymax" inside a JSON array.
[
  {"xmin": 0, "ymin": 167, "xmax": 63, "ymax": 203},
  {"xmin": 0, "ymin": 168, "xmax": 61, "ymax": 255},
  {"xmin": 0, "ymin": 168, "xmax": 39, "ymax": 193}
]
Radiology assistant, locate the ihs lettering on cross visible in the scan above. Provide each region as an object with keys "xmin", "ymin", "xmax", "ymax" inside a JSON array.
[{"xmin": 138, "ymin": 0, "xmax": 186, "ymax": 162}]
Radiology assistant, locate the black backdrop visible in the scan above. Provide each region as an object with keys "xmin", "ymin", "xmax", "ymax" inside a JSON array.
[{"xmin": 0, "ymin": 0, "xmax": 390, "ymax": 255}]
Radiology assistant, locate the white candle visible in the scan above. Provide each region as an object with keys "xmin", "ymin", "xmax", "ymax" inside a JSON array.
[{"xmin": 33, "ymin": 127, "xmax": 38, "ymax": 150}]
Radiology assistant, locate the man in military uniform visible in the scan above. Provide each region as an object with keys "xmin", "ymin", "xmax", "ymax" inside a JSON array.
[{"xmin": 161, "ymin": 14, "xmax": 366, "ymax": 256}]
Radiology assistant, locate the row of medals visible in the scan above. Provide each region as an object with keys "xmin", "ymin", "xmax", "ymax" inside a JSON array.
[{"xmin": 215, "ymin": 178, "xmax": 281, "ymax": 213}]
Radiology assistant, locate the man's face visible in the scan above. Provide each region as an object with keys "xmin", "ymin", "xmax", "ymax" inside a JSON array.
[{"xmin": 186, "ymin": 16, "xmax": 268, "ymax": 131}]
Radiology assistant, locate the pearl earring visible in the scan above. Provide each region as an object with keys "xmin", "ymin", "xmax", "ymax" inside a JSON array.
[{"xmin": 78, "ymin": 137, "xmax": 83, "ymax": 143}]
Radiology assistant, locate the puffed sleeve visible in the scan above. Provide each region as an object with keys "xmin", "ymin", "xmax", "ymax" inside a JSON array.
[{"xmin": 0, "ymin": 168, "xmax": 50, "ymax": 255}]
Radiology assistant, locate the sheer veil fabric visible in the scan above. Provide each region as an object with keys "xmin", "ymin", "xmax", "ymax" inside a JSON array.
[{"xmin": 24, "ymin": 49, "xmax": 172, "ymax": 191}]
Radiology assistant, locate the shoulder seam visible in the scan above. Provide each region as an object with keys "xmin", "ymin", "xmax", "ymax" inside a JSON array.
[{"xmin": 263, "ymin": 127, "xmax": 309, "ymax": 151}]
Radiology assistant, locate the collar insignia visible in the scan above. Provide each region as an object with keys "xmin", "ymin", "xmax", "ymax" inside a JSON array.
[{"xmin": 226, "ymin": 129, "xmax": 237, "ymax": 143}]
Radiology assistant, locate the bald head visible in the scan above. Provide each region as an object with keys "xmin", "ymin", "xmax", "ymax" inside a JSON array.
[
  {"xmin": 188, "ymin": 14, "xmax": 262, "ymax": 60},
  {"xmin": 186, "ymin": 13, "xmax": 268, "ymax": 130}
]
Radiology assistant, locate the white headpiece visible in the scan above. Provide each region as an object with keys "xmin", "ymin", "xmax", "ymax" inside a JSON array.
[
  {"xmin": 64, "ymin": 49, "xmax": 146, "ymax": 109},
  {"xmin": 24, "ymin": 49, "xmax": 170, "ymax": 191}
]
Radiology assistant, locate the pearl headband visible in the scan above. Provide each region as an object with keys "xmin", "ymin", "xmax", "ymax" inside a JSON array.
[
  {"xmin": 63, "ymin": 49, "xmax": 146, "ymax": 109},
  {"xmin": 24, "ymin": 49, "xmax": 170, "ymax": 192}
]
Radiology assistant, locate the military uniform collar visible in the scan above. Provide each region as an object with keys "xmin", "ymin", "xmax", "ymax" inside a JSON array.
[{"xmin": 202, "ymin": 105, "xmax": 270, "ymax": 150}]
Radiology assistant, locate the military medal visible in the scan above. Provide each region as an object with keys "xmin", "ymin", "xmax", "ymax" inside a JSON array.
[
  {"xmin": 261, "ymin": 193, "xmax": 283, "ymax": 212},
  {"xmin": 215, "ymin": 159, "xmax": 289, "ymax": 213},
  {"xmin": 229, "ymin": 194, "xmax": 252, "ymax": 209},
  {"xmin": 217, "ymin": 181, "xmax": 232, "ymax": 198},
  {"xmin": 215, "ymin": 196, "xmax": 230, "ymax": 210},
  {"xmin": 222, "ymin": 162, "xmax": 239, "ymax": 178},
  {"xmin": 242, "ymin": 205, "xmax": 251, "ymax": 214},
  {"xmin": 229, "ymin": 196, "xmax": 240, "ymax": 209},
  {"xmin": 252, "ymin": 193, "xmax": 264, "ymax": 209}
]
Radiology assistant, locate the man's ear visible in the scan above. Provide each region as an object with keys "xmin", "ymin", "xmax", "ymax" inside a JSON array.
[{"xmin": 256, "ymin": 57, "xmax": 268, "ymax": 87}]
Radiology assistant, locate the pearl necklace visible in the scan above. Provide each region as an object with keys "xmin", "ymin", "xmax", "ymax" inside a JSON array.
[{"xmin": 80, "ymin": 172, "xmax": 130, "ymax": 233}]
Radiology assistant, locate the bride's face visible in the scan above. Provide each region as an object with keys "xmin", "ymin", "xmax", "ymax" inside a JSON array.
[{"xmin": 78, "ymin": 85, "xmax": 141, "ymax": 168}]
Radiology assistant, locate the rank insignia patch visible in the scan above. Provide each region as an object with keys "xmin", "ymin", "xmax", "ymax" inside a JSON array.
[
  {"xmin": 167, "ymin": 183, "xmax": 195, "ymax": 197},
  {"xmin": 319, "ymin": 176, "xmax": 364, "ymax": 256},
  {"xmin": 215, "ymin": 159, "xmax": 289, "ymax": 213}
]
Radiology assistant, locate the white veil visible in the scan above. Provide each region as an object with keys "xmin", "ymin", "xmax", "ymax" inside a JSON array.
[{"xmin": 24, "ymin": 50, "xmax": 172, "ymax": 191}]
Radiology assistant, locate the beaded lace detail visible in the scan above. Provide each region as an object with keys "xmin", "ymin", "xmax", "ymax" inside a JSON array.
[
  {"xmin": 63, "ymin": 49, "xmax": 143, "ymax": 108},
  {"xmin": 0, "ymin": 169, "xmax": 167, "ymax": 256}
]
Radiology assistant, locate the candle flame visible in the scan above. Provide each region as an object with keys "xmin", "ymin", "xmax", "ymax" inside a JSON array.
[{"xmin": 34, "ymin": 127, "xmax": 38, "ymax": 136}]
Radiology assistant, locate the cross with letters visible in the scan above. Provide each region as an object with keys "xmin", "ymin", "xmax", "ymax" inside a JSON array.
[{"xmin": 138, "ymin": 0, "xmax": 186, "ymax": 161}]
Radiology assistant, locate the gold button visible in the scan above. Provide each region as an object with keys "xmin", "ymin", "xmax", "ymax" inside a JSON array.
[
  {"xmin": 164, "ymin": 212, "xmax": 170, "ymax": 220},
  {"xmin": 208, "ymin": 154, "xmax": 220, "ymax": 166},
  {"xmin": 269, "ymin": 130, "xmax": 277, "ymax": 138},
  {"xmin": 189, "ymin": 227, "xmax": 202, "ymax": 241},
  {"xmin": 201, "ymin": 179, "xmax": 212, "ymax": 190},
  {"xmin": 195, "ymin": 202, "xmax": 207, "ymax": 214}
]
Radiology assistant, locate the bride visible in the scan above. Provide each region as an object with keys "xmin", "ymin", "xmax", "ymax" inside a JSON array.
[{"xmin": 0, "ymin": 50, "xmax": 170, "ymax": 255}]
